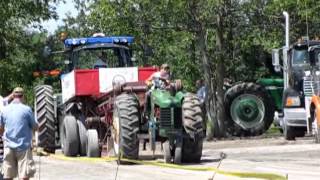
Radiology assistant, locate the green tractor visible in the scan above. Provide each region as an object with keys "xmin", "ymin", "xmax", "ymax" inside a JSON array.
[
  {"xmin": 144, "ymin": 80, "xmax": 204, "ymax": 163},
  {"xmin": 224, "ymin": 77, "xmax": 283, "ymax": 136}
]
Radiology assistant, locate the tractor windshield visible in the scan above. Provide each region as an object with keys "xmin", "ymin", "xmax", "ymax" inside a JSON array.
[{"xmin": 71, "ymin": 45, "xmax": 133, "ymax": 69}]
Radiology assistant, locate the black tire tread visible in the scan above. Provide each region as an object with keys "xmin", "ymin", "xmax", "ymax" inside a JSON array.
[
  {"xmin": 182, "ymin": 93, "xmax": 204, "ymax": 139},
  {"xmin": 182, "ymin": 138, "xmax": 203, "ymax": 163},
  {"xmin": 114, "ymin": 93, "xmax": 140, "ymax": 160},
  {"xmin": 182, "ymin": 93, "xmax": 204, "ymax": 163},
  {"xmin": 34, "ymin": 85, "xmax": 56, "ymax": 153}
]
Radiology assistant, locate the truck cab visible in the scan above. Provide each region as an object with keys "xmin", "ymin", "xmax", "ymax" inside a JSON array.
[{"xmin": 286, "ymin": 41, "xmax": 320, "ymax": 140}]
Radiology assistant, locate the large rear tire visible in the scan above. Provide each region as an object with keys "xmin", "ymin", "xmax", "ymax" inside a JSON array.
[
  {"xmin": 182, "ymin": 93, "xmax": 204, "ymax": 163},
  {"xmin": 182, "ymin": 138, "xmax": 203, "ymax": 163},
  {"xmin": 62, "ymin": 115, "xmax": 79, "ymax": 156},
  {"xmin": 34, "ymin": 85, "xmax": 56, "ymax": 153},
  {"xmin": 224, "ymin": 82, "xmax": 275, "ymax": 136},
  {"xmin": 112, "ymin": 94, "xmax": 140, "ymax": 162}
]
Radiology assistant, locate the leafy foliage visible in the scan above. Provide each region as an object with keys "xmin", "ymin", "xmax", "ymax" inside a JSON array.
[{"xmin": 2, "ymin": 0, "xmax": 320, "ymax": 121}]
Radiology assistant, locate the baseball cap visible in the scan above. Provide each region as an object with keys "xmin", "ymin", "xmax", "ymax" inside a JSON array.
[{"xmin": 13, "ymin": 87, "xmax": 24, "ymax": 96}]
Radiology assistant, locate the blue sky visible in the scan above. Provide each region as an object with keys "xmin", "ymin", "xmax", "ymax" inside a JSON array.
[{"xmin": 42, "ymin": 0, "xmax": 77, "ymax": 34}]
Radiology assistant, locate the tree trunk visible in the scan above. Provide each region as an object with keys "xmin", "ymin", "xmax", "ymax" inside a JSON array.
[
  {"xmin": 195, "ymin": 26, "xmax": 212, "ymax": 139},
  {"xmin": 214, "ymin": 10, "xmax": 226, "ymax": 137}
]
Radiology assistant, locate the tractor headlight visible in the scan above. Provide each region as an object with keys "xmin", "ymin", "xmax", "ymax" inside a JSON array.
[{"xmin": 286, "ymin": 96, "xmax": 301, "ymax": 106}]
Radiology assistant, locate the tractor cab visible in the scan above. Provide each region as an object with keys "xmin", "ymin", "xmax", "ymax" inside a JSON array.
[
  {"xmin": 63, "ymin": 35, "xmax": 135, "ymax": 71},
  {"xmin": 57, "ymin": 34, "xmax": 157, "ymax": 103}
]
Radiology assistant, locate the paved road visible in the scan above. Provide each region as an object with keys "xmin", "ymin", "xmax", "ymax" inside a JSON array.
[{"xmin": 31, "ymin": 136, "xmax": 320, "ymax": 180}]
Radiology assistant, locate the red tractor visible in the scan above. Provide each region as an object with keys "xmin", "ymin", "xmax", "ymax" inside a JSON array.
[{"xmin": 35, "ymin": 34, "xmax": 204, "ymax": 163}]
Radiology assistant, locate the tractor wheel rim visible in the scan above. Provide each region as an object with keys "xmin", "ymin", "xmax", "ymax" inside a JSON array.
[
  {"xmin": 230, "ymin": 94, "xmax": 265, "ymax": 129},
  {"xmin": 112, "ymin": 110, "xmax": 120, "ymax": 155}
]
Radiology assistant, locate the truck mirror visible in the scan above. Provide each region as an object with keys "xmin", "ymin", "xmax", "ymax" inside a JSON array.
[
  {"xmin": 272, "ymin": 49, "xmax": 281, "ymax": 72},
  {"xmin": 43, "ymin": 46, "xmax": 52, "ymax": 58},
  {"xmin": 272, "ymin": 49, "xmax": 280, "ymax": 66}
]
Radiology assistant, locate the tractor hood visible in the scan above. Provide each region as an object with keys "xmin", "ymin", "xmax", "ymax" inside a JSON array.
[{"xmin": 151, "ymin": 89, "xmax": 185, "ymax": 108}]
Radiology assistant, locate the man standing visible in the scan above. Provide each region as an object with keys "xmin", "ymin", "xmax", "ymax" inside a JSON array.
[{"xmin": 0, "ymin": 87, "xmax": 38, "ymax": 180}]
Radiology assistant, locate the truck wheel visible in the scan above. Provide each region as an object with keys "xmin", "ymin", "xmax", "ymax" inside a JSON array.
[
  {"xmin": 34, "ymin": 85, "xmax": 56, "ymax": 153},
  {"xmin": 182, "ymin": 138, "xmax": 203, "ymax": 163},
  {"xmin": 86, "ymin": 129, "xmax": 100, "ymax": 157},
  {"xmin": 224, "ymin": 82, "xmax": 275, "ymax": 136},
  {"xmin": 293, "ymin": 127, "xmax": 305, "ymax": 138},
  {"xmin": 77, "ymin": 120, "xmax": 87, "ymax": 156},
  {"xmin": 112, "ymin": 94, "xmax": 140, "ymax": 162},
  {"xmin": 182, "ymin": 93, "xmax": 204, "ymax": 139},
  {"xmin": 62, "ymin": 115, "xmax": 79, "ymax": 156},
  {"xmin": 283, "ymin": 122, "xmax": 295, "ymax": 141}
]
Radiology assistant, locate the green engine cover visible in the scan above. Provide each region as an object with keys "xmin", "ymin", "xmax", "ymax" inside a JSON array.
[
  {"xmin": 257, "ymin": 78, "xmax": 284, "ymax": 110},
  {"xmin": 150, "ymin": 89, "xmax": 185, "ymax": 138},
  {"xmin": 151, "ymin": 89, "xmax": 185, "ymax": 108}
]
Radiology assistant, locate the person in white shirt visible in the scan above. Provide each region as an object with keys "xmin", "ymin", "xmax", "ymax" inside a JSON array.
[
  {"xmin": 144, "ymin": 64, "xmax": 171, "ymax": 118},
  {"xmin": 145, "ymin": 63, "xmax": 171, "ymax": 89}
]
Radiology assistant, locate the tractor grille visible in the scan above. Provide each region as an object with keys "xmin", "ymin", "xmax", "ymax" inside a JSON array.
[
  {"xmin": 159, "ymin": 108, "xmax": 171, "ymax": 128},
  {"xmin": 159, "ymin": 108, "xmax": 182, "ymax": 129},
  {"xmin": 303, "ymin": 76, "xmax": 315, "ymax": 97}
]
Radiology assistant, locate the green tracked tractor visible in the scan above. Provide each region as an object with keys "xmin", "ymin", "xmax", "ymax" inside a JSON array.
[{"xmin": 145, "ymin": 81, "xmax": 204, "ymax": 163}]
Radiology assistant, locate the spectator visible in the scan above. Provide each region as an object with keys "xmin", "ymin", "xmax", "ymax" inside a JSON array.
[
  {"xmin": 0, "ymin": 87, "xmax": 38, "ymax": 180},
  {"xmin": 196, "ymin": 79, "xmax": 206, "ymax": 104}
]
